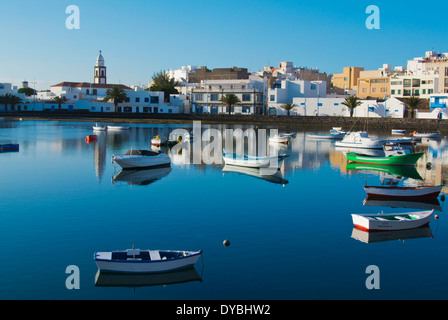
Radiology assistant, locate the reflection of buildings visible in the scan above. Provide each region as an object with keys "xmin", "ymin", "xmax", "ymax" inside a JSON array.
[
  {"xmin": 415, "ymin": 139, "xmax": 448, "ymax": 193},
  {"xmin": 94, "ymin": 133, "xmax": 106, "ymax": 180}
]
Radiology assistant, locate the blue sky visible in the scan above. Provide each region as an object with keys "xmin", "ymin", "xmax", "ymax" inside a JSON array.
[{"xmin": 1, "ymin": 0, "xmax": 447, "ymax": 90}]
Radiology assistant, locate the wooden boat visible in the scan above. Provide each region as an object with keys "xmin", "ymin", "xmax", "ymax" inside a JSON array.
[
  {"xmin": 107, "ymin": 125, "xmax": 130, "ymax": 131},
  {"xmin": 0, "ymin": 144, "xmax": 19, "ymax": 152},
  {"xmin": 94, "ymin": 248, "xmax": 202, "ymax": 273},
  {"xmin": 93, "ymin": 123, "xmax": 107, "ymax": 131},
  {"xmin": 112, "ymin": 149, "xmax": 171, "ymax": 169},
  {"xmin": 411, "ymin": 131, "xmax": 441, "ymax": 139},
  {"xmin": 391, "ymin": 129, "xmax": 406, "ymax": 135},
  {"xmin": 351, "ymin": 210, "xmax": 435, "ymax": 231},
  {"xmin": 346, "ymin": 143, "xmax": 424, "ymax": 166},
  {"xmin": 269, "ymin": 135, "xmax": 290, "ymax": 144},
  {"xmin": 335, "ymin": 131, "xmax": 385, "ymax": 149},
  {"xmin": 85, "ymin": 135, "xmax": 97, "ymax": 143},
  {"xmin": 222, "ymin": 150, "xmax": 287, "ymax": 168},
  {"xmin": 151, "ymin": 135, "xmax": 167, "ymax": 146},
  {"xmin": 363, "ymin": 185, "xmax": 443, "ymax": 199}
]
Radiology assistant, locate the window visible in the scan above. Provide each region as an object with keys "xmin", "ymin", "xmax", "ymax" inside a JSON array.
[
  {"xmin": 144, "ymin": 97, "xmax": 149, "ymax": 103},
  {"xmin": 412, "ymin": 79, "xmax": 420, "ymax": 87},
  {"xmin": 135, "ymin": 97, "xmax": 140, "ymax": 103},
  {"xmin": 93, "ymin": 89, "xmax": 97, "ymax": 95},
  {"xmin": 195, "ymin": 94, "xmax": 203, "ymax": 101},
  {"xmin": 404, "ymin": 89, "xmax": 411, "ymax": 96},
  {"xmin": 86, "ymin": 89, "xmax": 90, "ymax": 95},
  {"xmin": 391, "ymin": 90, "xmax": 395, "ymax": 94},
  {"xmin": 372, "ymin": 88, "xmax": 376, "ymax": 93},
  {"xmin": 242, "ymin": 94, "xmax": 251, "ymax": 101},
  {"xmin": 270, "ymin": 95, "xmax": 275, "ymax": 101},
  {"xmin": 413, "ymin": 89, "xmax": 420, "ymax": 96},
  {"xmin": 428, "ymin": 89, "xmax": 433, "ymax": 94},
  {"xmin": 403, "ymin": 79, "xmax": 411, "ymax": 88},
  {"xmin": 150, "ymin": 96, "xmax": 159, "ymax": 104},
  {"xmin": 210, "ymin": 94, "xmax": 219, "ymax": 101},
  {"xmin": 445, "ymin": 67, "xmax": 448, "ymax": 77},
  {"xmin": 391, "ymin": 81, "xmax": 402, "ymax": 85},
  {"xmin": 334, "ymin": 103, "xmax": 339, "ymax": 106},
  {"xmin": 445, "ymin": 78, "xmax": 448, "ymax": 87}
]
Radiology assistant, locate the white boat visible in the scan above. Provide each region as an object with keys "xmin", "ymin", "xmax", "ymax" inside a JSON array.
[
  {"xmin": 282, "ymin": 132, "xmax": 296, "ymax": 137},
  {"xmin": 412, "ymin": 132, "xmax": 441, "ymax": 139},
  {"xmin": 351, "ymin": 210, "xmax": 435, "ymax": 231},
  {"xmin": 107, "ymin": 125, "xmax": 130, "ymax": 131},
  {"xmin": 335, "ymin": 131, "xmax": 386, "ymax": 149},
  {"xmin": 93, "ymin": 123, "xmax": 107, "ymax": 131},
  {"xmin": 94, "ymin": 248, "xmax": 202, "ymax": 274},
  {"xmin": 112, "ymin": 149, "xmax": 171, "ymax": 169},
  {"xmin": 391, "ymin": 129, "xmax": 406, "ymax": 135},
  {"xmin": 222, "ymin": 151, "xmax": 287, "ymax": 168},
  {"xmin": 151, "ymin": 135, "xmax": 167, "ymax": 146},
  {"xmin": 363, "ymin": 185, "xmax": 443, "ymax": 199},
  {"xmin": 269, "ymin": 135, "xmax": 290, "ymax": 144},
  {"xmin": 308, "ymin": 129, "xmax": 346, "ymax": 140}
]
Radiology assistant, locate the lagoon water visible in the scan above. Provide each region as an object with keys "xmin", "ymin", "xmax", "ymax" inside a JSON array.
[{"xmin": 0, "ymin": 119, "xmax": 447, "ymax": 300}]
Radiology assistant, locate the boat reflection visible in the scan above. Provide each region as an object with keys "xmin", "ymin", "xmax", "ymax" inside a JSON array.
[
  {"xmin": 345, "ymin": 163, "xmax": 423, "ymax": 180},
  {"xmin": 351, "ymin": 225, "xmax": 434, "ymax": 244},
  {"xmin": 94, "ymin": 267, "xmax": 202, "ymax": 288},
  {"xmin": 363, "ymin": 196, "xmax": 442, "ymax": 211},
  {"xmin": 222, "ymin": 164, "xmax": 289, "ymax": 185},
  {"xmin": 112, "ymin": 167, "xmax": 172, "ymax": 186}
]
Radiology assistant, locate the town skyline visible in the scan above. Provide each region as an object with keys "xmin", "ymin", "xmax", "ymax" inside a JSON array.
[{"xmin": 1, "ymin": 1, "xmax": 448, "ymax": 91}]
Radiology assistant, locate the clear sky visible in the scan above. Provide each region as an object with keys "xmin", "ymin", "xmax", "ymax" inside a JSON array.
[{"xmin": 1, "ymin": 0, "xmax": 447, "ymax": 90}]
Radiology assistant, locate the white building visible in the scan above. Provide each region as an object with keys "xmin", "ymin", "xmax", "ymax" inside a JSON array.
[
  {"xmin": 390, "ymin": 74, "xmax": 439, "ymax": 100},
  {"xmin": 166, "ymin": 65, "xmax": 197, "ymax": 84},
  {"xmin": 274, "ymin": 96, "xmax": 406, "ymax": 118},
  {"xmin": 416, "ymin": 93, "xmax": 448, "ymax": 119},
  {"xmin": 191, "ymin": 79, "xmax": 265, "ymax": 114}
]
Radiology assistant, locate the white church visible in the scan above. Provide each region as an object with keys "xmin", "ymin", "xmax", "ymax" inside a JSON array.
[{"xmin": 16, "ymin": 51, "xmax": 183, "ymax": 113}]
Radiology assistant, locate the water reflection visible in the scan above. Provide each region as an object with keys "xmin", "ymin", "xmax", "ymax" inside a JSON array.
[
  {"xmin": 363, "ymin": 197, "xmax": 442, "ymax": 211},
  {"xmin": 94, "ymin": 267, "xmax": 202, "ymax": 288},
  {"xmin": 222, "ymin": 165, "xmax": 289, "ymax": 186},
  {"xmin": 351, "ymin": 225, "xmax": 434, "ymax": 244},
  {"xmin": 112, "ymin": 167, "xmax": 172, "ymax": 186}
]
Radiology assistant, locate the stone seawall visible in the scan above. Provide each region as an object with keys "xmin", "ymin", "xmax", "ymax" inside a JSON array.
[{"xmin": 2, "ymin": 111, "xmax": 448, "ymax": 131}]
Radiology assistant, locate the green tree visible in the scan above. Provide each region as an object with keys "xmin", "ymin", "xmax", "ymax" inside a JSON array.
[
  {"xmin": 220, "ymin": 94, "xmax": 241, "ymax": 115},
  {"xmin": 103, "ymin": 86, "xmax": 127, "ymax": 112},
  {"xmin": 9, "ymin": 95, "xmax": 22, "ymax": 111},
  {"xmin": 403, "ymin": 96, "xmax": 422, "ymax": 119},
  {"xmin": 0, "ymin": 93, "xmax": 13, "ymax": 112},
  {"xmin": 18, "ymin": 87, "xmax": 36, "ymax": 97},
  {"xmin": 341, "ymin": 95, "xmax": 362, "ymax": 117},
  {"xmin": 52, "ymin": 96, "xmax": 68, "ymax": 110},
  {"xmin": 281, "ymin": 102, "xmax": 295, "ymax": 116},
  {"xmin": 148, "ymin": 71, "xmax": 179, "ymax": 103}
]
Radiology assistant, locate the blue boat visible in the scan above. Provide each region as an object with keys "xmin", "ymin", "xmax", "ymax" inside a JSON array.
[{"xmin": 0, "ymin": 144, "xmax": 19, "ymax": 152}]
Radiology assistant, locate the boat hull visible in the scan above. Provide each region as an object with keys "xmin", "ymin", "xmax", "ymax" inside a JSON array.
[
  {"xmin": 107, "ymin": 125, "xmax": 130, "ymax": 131},
  {"xmin": 364, "ymin": 185, "xmax": 443, "ymax": 199},
  {"xmin": 351, "ymin": 210, "xmax": 434, "ymax": 231},
  {"xmin": 94, "ymin": 251, "xmax": 202, "ymax": 274},
  {"xmin": 346, "ymin": 152, "xmax": 424, "ymax": 166},
  {"xmin": 307, "ymin": 133, "xmax": 345, "ymax": 139},
  {"xmin": 113, "ymin": 154, "xmax": 171, "ymax": 169}
]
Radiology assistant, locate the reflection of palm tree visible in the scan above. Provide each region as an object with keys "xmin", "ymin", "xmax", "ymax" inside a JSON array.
[
  {"xmin": 403, "ymin": 96, "xmax": 422, "ymax": 119},
  {"xmin": 104, "ymin": 86, "xmax": 127, "ymax": 112},
  {"xmin": 281, "ymin": 102, "xmax": 295, "ymax": 116},
  {"xmin": 220, "ymin": 94, "xmax": 241, "ymax": 115},
  {"xmin": 52, "ymin": 96, "xmax": 67, "ymax": 110},
  {"xmin": 341, "ymin": 95, "xmax": 362, "ymax": 117}
]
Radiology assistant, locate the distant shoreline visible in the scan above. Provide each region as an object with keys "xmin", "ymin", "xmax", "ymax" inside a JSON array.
[{"xmin": 1, "ymin": 111, "xmax": 448, "ymax": 131}]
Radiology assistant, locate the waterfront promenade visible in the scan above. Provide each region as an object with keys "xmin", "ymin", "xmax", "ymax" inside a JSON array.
[{"xmin": 1, "ymin": 111, "xmax": 448, "ymax": 131}]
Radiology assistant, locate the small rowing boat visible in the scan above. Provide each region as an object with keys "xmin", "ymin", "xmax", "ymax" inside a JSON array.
[
  {"xmin": 94, "ymin": 248, "xmax": 203, "ymax": 273},
  {"xmin": 346, "ymin": 143, "xmax": 424, "ymax": 166},
  {"xmin": 351, "ymin": 210, "xmax": 435, "ymax": 231},
  {"xmin": 151, "ymin": 135, "xmax": 167, "ymax": 146},
  {"xmin": 363, "ymin": 185, "xmax": 443, "ymax": 199},
  {"xmin": 93, "ymin": 123, "xmax": 107, "ymax": 131},
  {"xmin": 222, "ymin": 151, "xmax": 285, "ymax": 168}
]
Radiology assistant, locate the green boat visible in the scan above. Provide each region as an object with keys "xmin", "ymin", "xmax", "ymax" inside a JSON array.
[{"xmin": 346, "ymin": 143, "xmax": 424, "ymax": 166}]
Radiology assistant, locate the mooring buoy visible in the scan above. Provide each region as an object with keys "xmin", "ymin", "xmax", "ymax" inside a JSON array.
[{"xmin": 223, "ymin": 240, "xmax": 230, "ymax": 247}]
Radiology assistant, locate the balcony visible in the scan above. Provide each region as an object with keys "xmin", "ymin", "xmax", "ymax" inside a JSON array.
[{"xmin": 430, "ymin": 103, "xmax": 446, "ymax": 108}]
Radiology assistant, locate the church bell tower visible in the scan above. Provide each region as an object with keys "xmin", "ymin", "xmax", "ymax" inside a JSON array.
[{"xmin": 94, "ymin": 50, "xmax": 107, "ymax": 84}]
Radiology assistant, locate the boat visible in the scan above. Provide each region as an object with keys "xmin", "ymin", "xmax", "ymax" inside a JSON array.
[
  {"xmin": 93, "ymin": 123, "xmax": 107, "ymax": 131},
  {"xmin": 94, "ymin": 248, "xmax": 203, "ymax": 273},
  {"xmin": 346, "ymin": 143, "xmax": 424, "ymax": 166},
  {"xmin": 282, "ymin": 132, "xmax": 296, "ymax": 137},
  {"xmin": 391, "ymin": 129, "xmax": 406, "ymax": 135},
  {"xmin": 222, "ymin": 150, "xmax": 287, "ymax": 168},
  {"xmin": 107, "ymin": 125, "xmax": 130, "ymax": 131},
  {"xmin": 335, "ymin": 131, "xmax": 386, "ymax": 149},
  {"xmin": 0, "ymin": 144, "xmax": 19, "ymax": 152},
  {"xmin": 308, "ymin": 129, "xmax": 346, "ymax": 139},
  {"xmin": 411, "ymin": 131, "xmax": 441, "ymax": 139},
  {"xmin": 151, "ymin": 135, "xmax": 167, "ymax": 146},
  {"xmin": 112, "ymin": 149, "xmax": 171, "ymax": 169},
  {"xmin": 363, "ymin": 184, "xmax": 443, "ymax": 199},
  {"xmin": 269, "ymin": 135, "xmax": 290, "ymax": 145},
  {"xmin": 351, "ymin": 210, "xmax": 435, "ymax": 231},
  {"xmin": 85, "ymin": 135, "xmax": 97, "ymax": 143}
]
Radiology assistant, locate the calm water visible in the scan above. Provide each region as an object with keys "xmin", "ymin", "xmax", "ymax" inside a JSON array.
[{"xmin": 0, "ymin": 119, "xmax": 447, "ymax": 300}]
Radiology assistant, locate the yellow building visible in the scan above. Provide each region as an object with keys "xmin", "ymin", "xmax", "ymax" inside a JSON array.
[
  {"xmin": 332, "ymin": 67, "xmax": 364, "ymax": 91},
  {"xmin": 357, "ymin": 70, "xmax": 390, "ymax": 99}
]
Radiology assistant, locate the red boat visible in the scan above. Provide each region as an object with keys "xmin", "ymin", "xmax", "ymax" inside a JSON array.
[{"xmin": 85, "ymin": 135, "xmax": 98, "ymax": 143}]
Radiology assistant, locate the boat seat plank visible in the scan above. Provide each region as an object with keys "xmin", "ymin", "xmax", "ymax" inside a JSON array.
[{"xmin": 149, "ymin": 250, "xmax": 161, "ymax": 261}]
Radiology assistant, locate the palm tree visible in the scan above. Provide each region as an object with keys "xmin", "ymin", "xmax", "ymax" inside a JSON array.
[
  {"xmin": 220, "ymin": 94, "xmax": 241, "ymax": 115},
  {"xmin": 148, "ymin": 71, "xmax": 179, "ymax": 103},
  {"xmin": 341, "ymin": 95, "xmax": 362, "ymax": 117},
  {"xmin": 403, "ymin": 96, "xmax": 422, "ymax": 119},
  {"xmin": 52, "ymin": 96, "xmax": 68, "ymax": 110},
  {"xmin": 103, "ymin": 86, "xmax": 127, "ymax": 112},
  {"xmin": 1, "ymin": 93, "xmax": 13, "ymax": 112},
  {"xmin": 281, "ymin": 102, "xmax": 295, "ymax": 116},
  {"xmin": 9, "ymin": 95, "xmax": 22, "ymax": 111}
]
